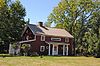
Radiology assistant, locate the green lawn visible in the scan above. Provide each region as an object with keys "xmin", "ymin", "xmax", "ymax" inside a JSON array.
[{"xmin": 0, "ymin": 56, "xmax": 100, "ymax": 66}]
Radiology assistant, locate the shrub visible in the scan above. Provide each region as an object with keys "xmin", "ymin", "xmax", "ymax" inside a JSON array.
[{"xmin": 20, "ymin": 44, "xmax": 31, "ymax": 56}]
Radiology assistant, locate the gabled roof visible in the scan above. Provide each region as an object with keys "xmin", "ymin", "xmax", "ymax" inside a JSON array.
[{"xmin": 25, "ymin": 24, "xmax": 73, "ymax": 38}]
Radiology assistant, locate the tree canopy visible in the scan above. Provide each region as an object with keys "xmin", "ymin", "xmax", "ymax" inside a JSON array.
[
  {"xmin": 47, "ymin": 0, "xmax": 100, "ymax": 57},
  {"xmin": 0, "ymin": 0, "xmax": 26, "ymax": 53}
]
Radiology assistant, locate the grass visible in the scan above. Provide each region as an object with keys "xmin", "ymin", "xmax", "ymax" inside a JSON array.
[{"xmin": 0, "ymin": 56, "xmax": 100, "ymax": 66}]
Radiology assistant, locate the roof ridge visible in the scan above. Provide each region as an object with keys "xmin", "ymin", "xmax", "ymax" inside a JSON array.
[
  {"xmin": 29, "ymin": 24, "xmax": 64, "ymax": 30},
  {"xmin": 38, "ymin": 25, "xmax": 65, "ymax": 30}
]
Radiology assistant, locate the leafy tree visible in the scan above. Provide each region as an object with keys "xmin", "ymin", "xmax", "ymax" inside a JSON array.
[
  {"xmin": 47, "ymin": 0, "xmax": 100, "ymax": 56},
  {"xmin": 0, "ymin": 0, "xmax": 26, "ymax": 53}
]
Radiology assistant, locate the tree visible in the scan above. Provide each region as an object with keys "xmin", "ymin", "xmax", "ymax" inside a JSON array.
[
  {"xmin": 0, "ymin": 0, "xmax": 26, "ymax": 53},
  {"xmin": 88, "ymin": 7, "xmax": 100, "ymax": 57},
  {"xmin": 47, "ymin": 0, "xmax": 100, "ymax": 56}
]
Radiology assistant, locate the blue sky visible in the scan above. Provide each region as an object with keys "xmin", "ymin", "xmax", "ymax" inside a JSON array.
[{"xmin": 19, "ymin": 0, "xmax": 60, "ymax": 24}]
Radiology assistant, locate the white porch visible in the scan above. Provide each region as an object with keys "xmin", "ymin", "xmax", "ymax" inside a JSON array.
[{"xmin": 46, "ymin": 42, "xmax": 69, "ymax": 56}]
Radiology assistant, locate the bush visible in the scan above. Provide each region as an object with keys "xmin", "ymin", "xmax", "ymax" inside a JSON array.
[{"xmin": 20, "ymin": 44, "xmax": 31, "ymax": 56}]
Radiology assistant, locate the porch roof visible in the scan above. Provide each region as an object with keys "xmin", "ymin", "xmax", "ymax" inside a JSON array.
[{"xmin": 45, "ymin": 41, "xmax": 69, "ymax": 45}]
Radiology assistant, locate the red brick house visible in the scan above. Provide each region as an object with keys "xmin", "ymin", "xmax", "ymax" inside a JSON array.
[{"xmin": 19, "ymin": 22, "xmax": 74, "ymax": 56}]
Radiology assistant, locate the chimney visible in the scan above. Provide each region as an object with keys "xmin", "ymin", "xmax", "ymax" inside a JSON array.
[{"xmin": 38, "ymin": 22, "xmax": 43, "ymax": 26}]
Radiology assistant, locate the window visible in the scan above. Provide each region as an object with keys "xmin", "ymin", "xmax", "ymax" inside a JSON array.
[
  {"xmin": 40, "ymin": 46, "xmax": 45, "ymax": 52},
  {"xmin": 26, "ymin": 35, "xmax": 29, "ymax": 40},
  {"xmin": 51, "ymin": 38, "xmax": 61, "ymax": 41},
  {"xmin": 34, "ymin": 35, "xmax": 36, "ymax": 41},
  {"xmin": 26, "ymin": 30, "xmax": 28, "ymax": 33},
  {"xmin": 65, "ymin": 38, "xmax": 69, "ymax": 42},
  {"xmin": 41, "ymin": 35, "xmax": 45, "ymax": 41}
]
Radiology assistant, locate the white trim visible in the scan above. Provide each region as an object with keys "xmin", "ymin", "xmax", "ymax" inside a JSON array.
[
  {"xmin": 63, "ymin": 45, "xmax": 65, "ymax": 55},
  {"xmin": 28, "ymin": 25, "xmax": 35, "ymax": 34},
  {"xmin": 34, "ymin": 35, "xmax": 36, "ymax": 41},
  {"xmin": 46, "ymin": 41, "xmax": 70, "ymax": 56},
  {"xmin": 26, "ymin": 34, "xmax": 36, "ymax": 41},
  {"xmin": 48, "ymin": 44, "xmax": 51, "ymax": 55},
  {"xmin": 41, "ymin": 35, "xmax": 45, "ymax": 41},
  {"xmin": 57, "ymin": 45, "xmax": 58, "ymax": 55},
  {"xmin": 66, "ymin": 45, "xmax": 69, "ymax": 55},
  {"xmin": 51, "ymin": 38, "xmax": 61, "ymax": 41},
  {"xmin": 21, "ymin": 25, "xmax": 35, "ymax": 37},
  {"xmin": 65, "ymin": 38, "xmax": 69, "ymax": 42},
  {"xmin": 26, "ymin": 35, "xmax": 29, "ymax": 40},
  {"xmin": 21, "ymin": 25, "xmax": 28, "ymax": 37},
  {"xmin": 46, "ymin": 41, "xmax": 67, "ymax": 45},
  {"xmin": 21, "ymin": 25, "xmax": 36, "ymax": 40},
  {"xmin": 52, "ymin": 45, "xmax": 54, "ymax": 55},
  {"xmin": 19, "ymin": 39, "xmax": 36, "ymax": 43}
]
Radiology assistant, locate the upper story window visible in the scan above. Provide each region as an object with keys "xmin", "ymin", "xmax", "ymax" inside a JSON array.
[
  {"xmin": 65, "ymin": 38, "xmax": 69, "ymax": 42},
  {"xmin": 25, "ymin": 35, "xmax": 36, "ymax": 41},
  {"xmin": 33, "ymin": 35, "xmax": 36, "ymax": 41},
  {"xmin": 26, "ymin": 30, "xmax": 28, "ymax": 34},
  {"xmin": 41, "ymin": 35, "xmax": 45, "ymax": 41},
  {"xmin": 26, "ymin": 35, "xmax": 29, "ymax": 40},
  {"xmin": 51, "ymin": 38, "xmax": 61, "ymax": 41}
]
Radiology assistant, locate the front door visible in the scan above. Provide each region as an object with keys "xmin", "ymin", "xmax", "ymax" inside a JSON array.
[{"xmin": 58, "ymin": 45, "xmax": 63, "ymax": 55}]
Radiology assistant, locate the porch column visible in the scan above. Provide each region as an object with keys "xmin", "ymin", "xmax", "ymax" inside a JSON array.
[
  {"xmin": 57, "ymin": 45, "xmax": 58, "ymax": 55},
  {"xmin": 52, "ymin": 44, "xmax": 54, "ymax": 55},
  {"xmin": 63, "ymin": 45, "xmax": 65, "ymax": 55},
  {"xmin": 48, "ymin": 44, "xmax": 51, "ymax": 55},
  {"xmin": 66, "ymin": 45, "xmax": 69, "ymax": 55}
]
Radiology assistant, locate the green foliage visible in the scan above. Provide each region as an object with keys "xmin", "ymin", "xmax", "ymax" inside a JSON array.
[
  {"xmin": 0, "ymin": 0, "xmax": 26, "ymax": 53},
  {"xmin": 12, "ymin": 43, "xmax": 18, "ymax": 50},
  {"xmin": 21, "ymin": 44, "xmax": 30, "ymax": 56},
  {"xmin": 21, "ymin": 44, "xmax": 30, "ymax": 51},
  {"xmin": 47, "ymin": 0, "xmax": 100, "ymax": 56}
]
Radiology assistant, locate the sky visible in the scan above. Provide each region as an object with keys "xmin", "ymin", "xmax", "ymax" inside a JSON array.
[{"xmin": 19, "ymin": 0, "xmax": 61, "ymax": 24}]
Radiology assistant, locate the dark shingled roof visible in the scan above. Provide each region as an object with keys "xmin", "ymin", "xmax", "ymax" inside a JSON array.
[{"xmin": 26, "ymin": 24, "xmax": 73, "ymax": 38}]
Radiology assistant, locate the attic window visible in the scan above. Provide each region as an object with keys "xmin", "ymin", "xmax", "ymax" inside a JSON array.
[
  {"xmin": 26, "ymin": 30, "xmax": 28, "ymax": 33},
  {"xmin": 51, "ymin": 38, "xmax": 61, "ymax": 41},
  {"xmin": 41, "ymin": 35, "xmax": 45, "ymax": 41},
  {"xmin": 65, "ymin": 38, "xmax": 69, "ymax": 42},
  {"xmin": 26, "ymin": 36, "xmax": 29, "ymax": 40},
  {"xmin": 33, "ymin": 35, "xmax": 36, "ymax": 41}
]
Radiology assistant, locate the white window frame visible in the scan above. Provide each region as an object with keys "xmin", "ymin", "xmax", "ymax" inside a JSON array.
[
  {"xmin": 26, "ymin": 34, "xmax": 36, "ymax": 41},
  {"xmin": 26, "ymin": 35, "xmax": 29, "ymax": 40},
  {"xmin": 51, "ymin": 38, "xmax": 61, "ymax": 41},
  {"xmin": 65, "ymin": 38, "xmax": 69, "ymax": 42},
  {"xmin": 41, "ymin": 35, "xmax": 45, "ymax": 41},
  {"xmin": 33, "ymin": 35, "xmax": 36, "ymax": 41},
  {"xmin": 26, "ymin": 30, "xmax": 28, "ymax": 33},
  {"xmin": 40, "ymin": 46, "xmax": 45, "ymax": 52}
]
